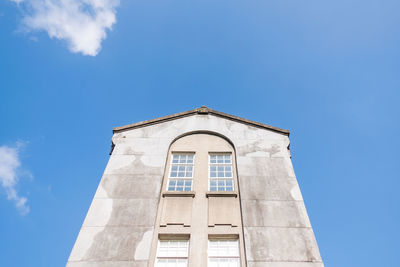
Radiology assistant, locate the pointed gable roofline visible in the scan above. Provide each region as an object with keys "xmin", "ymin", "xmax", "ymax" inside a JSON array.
[{"xmin": 113, "ymin": 106, "xmax": 290, "ymax": 136}]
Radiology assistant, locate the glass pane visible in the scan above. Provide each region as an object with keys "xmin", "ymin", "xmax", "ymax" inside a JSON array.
[
  {"xmin": 170, "ymin": 172, "xmax": 177, "ymax": 177},
  {"xmin": 209, "ymin": 259, "xmax": 218, "ymax": 267}
]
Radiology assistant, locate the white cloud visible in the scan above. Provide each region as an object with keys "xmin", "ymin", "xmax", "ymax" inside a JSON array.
[
  {"xmin": 12, "ymin": 0, "xmax": 120, "ymax": 56},
  {"xmin": 0, "ymin": 144, "xmax": 30, "ymax": 215}
]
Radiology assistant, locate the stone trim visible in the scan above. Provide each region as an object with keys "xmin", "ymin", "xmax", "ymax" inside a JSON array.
[
  {"xmin": 206, "ymin": 191, "xmax": 238, "ymax": 198},
  {"xmin": 162, "ymin": 191, "xmax": 196, "ymax": 198},
  {"xmin": 113, "ymin": 106, "xmax": 290, "ymax": 135}
]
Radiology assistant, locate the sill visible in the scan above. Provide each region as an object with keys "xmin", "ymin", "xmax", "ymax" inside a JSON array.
[
  {"xmin": 206, "ymin": 191, "xmax": 238, "ymax": 198},
  {"xmin": 162, "ymin": 191, "xmax": 196, "ymax": 198}
]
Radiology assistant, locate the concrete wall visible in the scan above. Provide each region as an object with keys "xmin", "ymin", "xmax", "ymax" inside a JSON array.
[{"xmin": 67, "ymin": 114, "xmax": 323, "ymax": 267}]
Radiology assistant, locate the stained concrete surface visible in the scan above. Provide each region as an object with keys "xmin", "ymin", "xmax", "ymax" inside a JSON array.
[{"xmin": 67, "ymin": 114, "xmax": 323, "ymax": 266}]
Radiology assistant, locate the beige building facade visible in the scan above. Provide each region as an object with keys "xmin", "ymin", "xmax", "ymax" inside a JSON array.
[{"xmin": 67, "ymin": 106, "xmax": 324, "ymax": 267}]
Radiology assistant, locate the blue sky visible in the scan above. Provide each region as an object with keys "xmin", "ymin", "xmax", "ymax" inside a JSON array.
[{"xmin": 0, "ymin": 0, "xmax": 399, "ymax": 266}]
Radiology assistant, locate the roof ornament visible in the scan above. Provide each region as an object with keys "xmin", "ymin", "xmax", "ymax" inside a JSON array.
[{"xmin": 196, "ymin": 105, "xmax": 210, "ymax": 114}]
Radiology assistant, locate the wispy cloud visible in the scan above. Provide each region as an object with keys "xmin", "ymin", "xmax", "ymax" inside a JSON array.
[
  {"xmin": 0, "ymin": 143, "xmax": 30, "ymax": 215},
  {"xmin": 11, "ymin": 0, "xmax": 120, "ymax": 56}
]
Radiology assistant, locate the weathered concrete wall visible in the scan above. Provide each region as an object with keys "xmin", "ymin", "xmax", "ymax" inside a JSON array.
[{"xmin": 67, "ymin": 114, "xmax": 323, "ymax": 267}]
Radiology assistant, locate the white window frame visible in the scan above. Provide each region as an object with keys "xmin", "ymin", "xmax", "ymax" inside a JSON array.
[
  {"xmin": 167, "ymin": 153, "xmax": 195, "ymax": 191},
  {"xmin": 208, "ymin": 153, "xmax": 234, "ymax": 191},
  {"xmin": 208, "ymin": 239, "xmax": 240, "ymax": 267},
  {"xmin": 155, "ymin": 239, "xmax": 190, "ymax": 267}
]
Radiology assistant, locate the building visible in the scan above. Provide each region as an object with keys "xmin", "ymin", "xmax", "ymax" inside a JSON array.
[{"xmin": 67, "ymin": 106, "xmax": 324, "ymax": 267}]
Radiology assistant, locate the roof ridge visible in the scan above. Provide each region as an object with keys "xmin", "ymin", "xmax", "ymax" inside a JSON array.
[{"xmin": 113, "ymin": 106, "xmax": 289, "ymax": 135}]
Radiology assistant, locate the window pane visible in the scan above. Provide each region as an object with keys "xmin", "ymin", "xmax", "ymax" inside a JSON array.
[
  {"xmin": 209, "ymin": 153, "xmax": 234, "ymax": 191},
  {"xmin": 169, "ymin": 154, "xmax": 194, "ymax": 192},
  {"xmin": 168, "ymin": 179, "xmax": 193, "ymax": 191},
  {"xmin": 156, "ymin": 240, "xmax": 189, "ymax": 267},
  {"xmin": 208, "ymin": 240, "xmax": 240, "ymax": 267},
  {"xmin": 157, "ymin": 240, "xmax": 189, "ymax": 257}
]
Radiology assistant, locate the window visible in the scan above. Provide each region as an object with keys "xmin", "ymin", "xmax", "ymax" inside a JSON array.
[
  {"xmin": 156, "ymin": 240, "xmax": 189, "ymax": 267},
  {"xmin": 208, "ymin": 239, "xmax": 240, "ymax": 267},
  {"xmin": 168, "ymin": 153, "xmax": 194, "ymax": 191},
  {"xmin": 209, "ymin": 154, "xmax": 233, "ymax": 191}
]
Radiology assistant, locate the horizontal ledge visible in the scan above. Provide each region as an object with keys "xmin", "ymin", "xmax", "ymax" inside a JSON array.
[
  {"xmin": 162, "ymin": 191, "xmax": 196, "ymax": 198},
  {"xmin": 206, "ymin": 192, "xmax": 238, "ymax": 198},
  {"xmin": 67, "ymin": 261, "xmax": 148, "ymax": 263},
  {"xmin": 209, "ymin": 234, "xmax": 239, "ymax": 239},
  {"xmin": 158, "ymin": 233, "xmax": 190, "ymax": 240},
  {"xmin": 247, "ymin": 260, "xmax": 324, "ymax": 263}
]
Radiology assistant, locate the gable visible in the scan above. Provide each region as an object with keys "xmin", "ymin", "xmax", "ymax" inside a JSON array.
[{"xmin": 113, "ymin": 106, "xmax": 289, "ymax": 136}]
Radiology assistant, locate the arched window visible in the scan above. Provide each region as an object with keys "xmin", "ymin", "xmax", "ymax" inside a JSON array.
[{"xmin": 149, "ymin": 132, "xmax": 246, "ymax": 267}]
